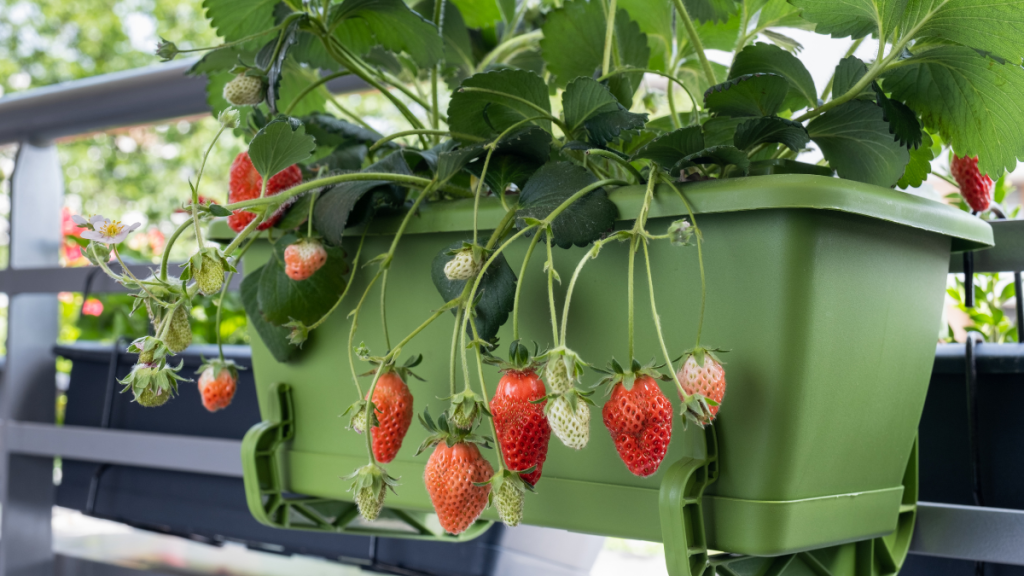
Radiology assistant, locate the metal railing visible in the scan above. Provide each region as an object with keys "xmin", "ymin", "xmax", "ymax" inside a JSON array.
[{"xmin": 0, "ymin": 58, "xmax": 1022, "ymax": 575}]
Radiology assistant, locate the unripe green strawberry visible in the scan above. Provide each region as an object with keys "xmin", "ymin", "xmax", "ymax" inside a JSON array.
[
  {"xmin": 356, "ymin": 483, "xmax": 386, "ymax": 521},
  {"xmin": 444, "ymin": 249, "xmax": 479, "ymax": 281},
  {"xmin": 223, "ymin": 74, "xmax": 264, "ymax": 107},
  {"xmin": 495, "ymin": 478, "xmax": 524, "ymax": 527},
  {"xmin": 164, "ymin": 305, "xmax": 192, "ymax": 353},
  {"xmin": 546, "ymin": 394, "xmax": 589, "ymax": 450},
  {"xmin": 351, "ymin": 407, "xmax": 367, "ymax": 433},
  {"xmin": 138, "ymin": 385, "xmax": 170, "ymax": 407},
  {"xmin": 196, "ymin": 254, "xmax": 224, "ymax": 296},
  {"xmin": 138, "ymin": 349, "xmax": 155, "ymax": 364}
]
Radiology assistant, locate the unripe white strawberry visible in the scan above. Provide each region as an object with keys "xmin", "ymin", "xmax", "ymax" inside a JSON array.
[
  {"xmin": 444, "ymin": 250, "xmax": 479, "ymax": 281},
  {"xmin": 223, "ymin": 74, "xmax": 264, "ymax": 107},
  {"xmin": 356, "ymin": 483, "xmax": 386, "ymax": 521},
  {"xmin": 544, "ymin": 357, "xmax": 572, "ymax": 393},
  {"xmin": 546, "ymin": 394, "xmax": 589, "ymax": 450}
]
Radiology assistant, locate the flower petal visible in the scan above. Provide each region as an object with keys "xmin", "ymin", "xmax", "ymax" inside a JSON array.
[
  {"xmin": 80, "ymin": 231, "xmax": 104, "ymax": 242},
  {"xmin": 89, "ymin": 215, "xmax": 106, "ymax": 225},
  {"xmin": 71, "ymin": 214, "xmax": 88, "ymax": 225}
]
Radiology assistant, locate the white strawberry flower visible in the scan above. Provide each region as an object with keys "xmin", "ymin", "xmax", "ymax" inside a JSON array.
[{"xmin": 80, "ymin": 216, "xmax": 141, "ymax": 244}]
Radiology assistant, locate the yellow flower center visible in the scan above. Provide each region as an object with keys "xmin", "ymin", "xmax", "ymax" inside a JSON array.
[{"xmin": 99, "ymin": 220, "xmax": 125, "ymax": 237}]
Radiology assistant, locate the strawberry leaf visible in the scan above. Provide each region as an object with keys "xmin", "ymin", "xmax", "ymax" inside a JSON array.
[
  {"xmin": 431, "ymin": 240, "xmax": 517, "ymax": 342},
  {"xmin": 248, "ymin": 120, "xmax": 316, "ymax": 180},
  {"xmin": 202, "ymin": 0, "xmax": 279, "ymax": 51},
  {"xmin": 515, "ymin": 162, "xmax": 618, "ymax": 249},
  {"xmin": 704, "ymin": 73, "xmax": 789, "ymax": 117},
  {"xmin": 447, "ymin": 69, "xmax": 552, "ymax": 144},
  {"xmin": 831, "ymin": 56, "xmax": 874, "ymax": 101},
  {"xmin": 312, "ymin": 151, "xmax": 412, "ymax": 245},
  {"xmin": 733, "ymin": 116, "xmax": 809, "ymax": 152},
  {"xmin": 328, "ymin": 0, "xmax": 443, "ymax": 68},
  {"xmin": 632, "ymin": 126, "xmax": 705, "ymax": 167},
  {"xmin": 240, "ymin": 265, "xmax": 300, "ymax": 363},
  {"xmin": 562, "ymin": 78, "xmax": 648, "ymax": 146},
  {"xmin": 728, "ymin": 43, "xmax": 817, "ymax": 111},
  {"xmin": 807, "ymin": 100, "xmax": 909, "ymax": 187}
]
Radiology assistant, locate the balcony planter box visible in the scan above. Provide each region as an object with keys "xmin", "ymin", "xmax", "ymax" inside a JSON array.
[
  {"xmin": 230, "ymin": 175, "xmax": 991, "ymax": 571},
  {"xmin": 53, "ymin": 342, "xmax": 601, "ymax": 576}
]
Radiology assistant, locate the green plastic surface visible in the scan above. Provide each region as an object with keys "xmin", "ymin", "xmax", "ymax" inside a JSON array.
[{"xmin": 231, "ymin": 175, "xmax": 988, "ymax": 561}]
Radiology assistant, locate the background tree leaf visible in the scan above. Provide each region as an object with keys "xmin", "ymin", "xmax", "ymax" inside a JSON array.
[
  {"xmin": 447, "ymin": 69, "xmax": 552, "ymax": 143},
  {"xmin": 515, "ymin": 162, "xmax": 618, "ymax": 248},
  {"xmin": 540, "ymin": 0, "xmax": 650, "ymax": 96},
  {"xmin": 431, "ymin": 240, "xmax": 516, "ymax": 342},
  {"xmin": 258, "ymin": 236, "xmax": 349, "ymax": 325},
  {"xmin": 329, "ymin": 0, "xmax": 443, "ymax": 68},
  {"xmin": 733, "ymin": 116, "xmax": 809, "ymax": 151},
  {"xmin": 704, "ymin": 73, "xmax": 789, "ymax": 117},
  {"xmin": 241, "ymin": 265, "xmax": 300, "ymax": 363},
  {"xmin": 807, "ymin": 100, "xmax": 910, "ymax": 187},
  {"xmin": 882, "ymin": 45, "xmax": 1024, "ymax": 176},
  {"xmin": 728, "ymin": 43, "xmax": 817, "ymax": 111},
  {"xmin": 248, "ymin": 120, "xmax": 316, "ymax": 180},
  {"xmin": 632, "ymin": 126, "xmax": 705, "ymax": 166},
  {"xmin": 312, "ymin": 152, "xmax": 412, "ymax": 245},
  {"xmin": 562, "ymin": 77, "xmax": 647, "ymax": 146}
]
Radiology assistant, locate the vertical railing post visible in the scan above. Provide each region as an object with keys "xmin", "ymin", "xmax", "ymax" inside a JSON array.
[{"xmin": 0, "ymin": 141, "xmax": 63, "ymax": 576}]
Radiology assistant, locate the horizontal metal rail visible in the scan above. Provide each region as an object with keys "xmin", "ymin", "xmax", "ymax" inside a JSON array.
[
  {"xmin": 0, "ymin": 58, "xmax": 368, "ymax": 145},
  {"xmin": 911, "ymin": 502, "xmax": 1024, "ymax": 566},
  {"xmin": 2, "ymin": 421, "xmax": 242, "ymax": 477},
  {"xmin": 0, "ymin": 264, "xmax": 238, "ymax": 295}
]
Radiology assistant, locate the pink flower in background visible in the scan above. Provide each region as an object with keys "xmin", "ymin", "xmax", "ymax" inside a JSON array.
[
  {"xmin": 61, "ymin": 208, "xmax": 88, "ymax": 266},
  {"xmin": 81, "ymin": 298, "xmax": 104, "ymax": 317},
  {"xmin": 147, "ymin": 227, "xmax": 166, "ymax": 255}
]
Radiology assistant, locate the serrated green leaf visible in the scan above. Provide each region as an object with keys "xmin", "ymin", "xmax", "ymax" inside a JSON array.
[
  {"xmin": 760, "ymin": 30, "xmax": 803, "ymax": 53},
  {"xmin": 313, "ymin": 152, "xmax": 412, "ymax": 245},
  {"xmin": 728, "ymin": 43, "xmax": 816, "ymax": 111},
  {"xmin": 701, "ymin": 117, "xmax": 748, "ymax": 147},
  {"xmin": 882, "ymin": 46, "xmax": 1024, "ymax": 176},
  {"xmin": 432, "ymin": 240, "xmax": 516, "ymax": 341},
  {"xmin": 258, "ymin": 236, "xmax": 348, "ymax": 325},
  {"xmin": 632, "ymin": 126, "xmax": 705, "ymax": 166},
  {"xmin": 682, "ymin": 0, "xmax": 738, "ymax": 23},
  {"xmin": 515, "ymin": 162, "xmax": 618, "ymax": 248},
  {"xmin": 677, "ymin": 60, "xmax": 730, "ymax": 107},
  {"xmin": 907, "ymin": 0, "xmax": 1024, "ymax": 64},
  {"xmin": 898, "ymin": 131, "xmax": 937, "ymax": 188},
  {"xmin": 831, "ymin": 56, "xmax": 874, "ymax": 100},
  {"xmin": 679, "ymin": 145, "xmax": 751, "ymax": 175},
  {"xmin": 733, "ymin": 116, "xmax": 809, "ymax": 151},
  {"xmin": 704, "ymin": 73, "xmax": 788, "ymax": 117},
  {"xmin": 415, "ymin": 0, "xmax": 476, "ymax": 85},
  {"xmin": 450, "ymin": 0, "xmax": 506, "ymax": 28},
  {"xmin": 807, "ymin": 100, "xmax": 910, "ymax": 187},
  {"xmin": 241, "ymin": 265, "xmax": 299, "ymax": 363},
  {"xmin": 540, "ymin": 0, "xmax": 650, "ymax": 96},
  {"xmin": 466, "ymin": 128, "xmax": 551, "ymax": 192},
  {"xmin": 788, "ymin": 0, "xmax": 905, "ymax": 40},
  {"xmin": 872, "ymin": 84, "xmax": 921, "ymax": 149},
  {"xmin": 447, "ymin": 69, "xmax": 552, "ymax": 143},
  {"xmin": 303, "ymin": 112, "xmax": 384, "ymax": 147},
  {"xmin": 646, "ymin": 114, "xmax": 693, "ymax": 133},
  {"xmin": 202, "ymin": 0, "xmax": 279, "ymax": 51},
  {"xmin": 748, "ymin": 158, "xmax": 835, "ymax": 176},
  {"xmin": 329, "ymin": 0, "xmax": 443, "ymax": 68},
  {"xmin": 187, "ymin": 46, "xmax": 245, "ymax": 75},
  {"xmin": 753, "ymin": 0, "xmax": 815, "ymax": 32},
  {"xmin": 619, "ymin": 0, "xmax": 673, "ymax": 69},
  {"xmin": 562, "ymin": 77, "xmax": 647, "ymax": 146},
  {"xmin": 248, "ymin": 120, "xmax": 316, "ymax": 180}
]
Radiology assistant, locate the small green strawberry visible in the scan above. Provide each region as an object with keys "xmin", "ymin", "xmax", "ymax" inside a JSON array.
[
  {"xmin": 164, "ymin": 305, "xmax": 192, "ymax": 353},
  {"xmin": 222, "ymin": 74, "xmax": 264, "ymax": 107},
  {"xmin": 196, "ymin": 253, "xmax": 225, "ymax": 296},
  {"xmin": 444, "ymin": 249, "xmax": 479, "ymax": 281},
  {"xmin": 485, "ymin": 469, "xmax": 533, "ymax": 527},
  {"xmin": 448, "ymin": 388, "xmax": 486, "ymax": 430},
  {"xmin": 343, "ymin": 463, "xmax": 399, "ymax": 522},
  {"xmin": 119, "ymin": 360, "xmax": 189, "ymax": 408},
  {"xmin": 138, "ymin": 385, "xmax": 171, "ymax": 407}
]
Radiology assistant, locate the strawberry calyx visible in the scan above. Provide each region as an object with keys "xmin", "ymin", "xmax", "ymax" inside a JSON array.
[
  {"xmin": 118, "ymin": 357, "xmax": 190, "ymax": 406},
  {"xmin": 341, "ymin": 462, "xmax": 399, "ymax": 521},
  {"xmin": 415, "ymin": 406, "xmax": 493, "ymax": 456},
  {"xmin": 535, "ymin": 346, "xmax": 594, "ymax": 407},
  {"xmin": 447, "ymin": 388, "xmax": 489, "ymax": 430},
  {"xmin": 128, "ymin": 335, "xmax": 169, "ymax": 366},
  {"xmin": 592, "ymin": 357, "xmax": 670, "ymax": 395},
  {"xmin": 483, "ymin": 339, "xmax": 542, "ymax": 372},
  {"xmin": 196, "ymin": 356, "xmax": 243, "ymax": 381}
]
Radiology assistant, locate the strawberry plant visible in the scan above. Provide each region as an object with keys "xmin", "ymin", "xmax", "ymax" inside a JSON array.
[{"xmin": 77, "ymin": 0, "xmax": 1022, "ymax": 536}]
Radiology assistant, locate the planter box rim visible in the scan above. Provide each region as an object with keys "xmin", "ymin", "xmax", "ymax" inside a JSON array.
[{"xmin": 210, "ymin": 175, "xmax": 991, "ymax": 252}]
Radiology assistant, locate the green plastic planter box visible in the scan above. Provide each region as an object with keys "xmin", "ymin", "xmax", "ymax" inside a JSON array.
[{"xmin": 231, "ymin": 175, "xmax": 992, "ymax": 574}]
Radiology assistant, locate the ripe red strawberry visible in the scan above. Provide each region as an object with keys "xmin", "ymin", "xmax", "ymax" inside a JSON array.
[
  {"xmin": 197, "ymin": 365, "xmax": 237, "ymax": 412},
  {"xmin": 602, "ymin": 375, "xmax": 673, "ymax": 477},
  {"xmin": 227, "ymin": 152, "xmax": 302, "ymax": 232},
  {"xmin": 284, "ymin": 238, "xmax": 328, "ymax": 281},
  {"xmin": 490, "ymin": 369, "xmax": 551, "ymax": 486},
  {"xmin": 424, "ymin": 442, "xmax": 493, "ymax": 534},
  {"xmin": 366, "ymin": 371, "xmax": 414, "ymax": 464},
  {"xmin": 951, "ymin": 155, "xmax": 993, "ymax": 212},
  {"xmin": 677, "ymin": 349, "xmax": 727, "ymax": 425}
]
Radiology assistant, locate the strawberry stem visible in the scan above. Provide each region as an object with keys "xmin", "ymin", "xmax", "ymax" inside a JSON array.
[
  {"xmin": 215, "ymin": 236, "xmax": 257, "ymax": 362},
  {"xmin": 191, "ymin": 124, "xmax": 227, "ymax": 251},
  {"xmin": 468, "ymin": 314, "xmax": 507, "ymax": 473},
  {"xmin": 661, "ymin": 176, "xmax": 707, "ymax": 348},
  {"xmin": 627, "ymin": 231, "xmax": 637, "ymax": 363},
  {"xmin": 512, "ymin": 232, "xmax": 544, "ymax": 341},
  {"xmin": 544, "ymin": 231, "xmax": 560, "ymax": 345},
  {"xmin": 307, "ymin": 229, "xmax": 367, "ymax": 332},
  {"xmin": 449, "ymin": 305, "xmax": 464, "ymax": 396},
  {"xmin": 381, "ymin": 270, "xmax": 392, "ymax": 351}
]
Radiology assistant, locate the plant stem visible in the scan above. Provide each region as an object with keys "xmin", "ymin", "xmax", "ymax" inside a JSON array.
[
  {"xmin": 457, "ymin": 87, "xmax": 566, "ymax": 133},
  {"xmin": 221, "ymin": 214, "xmax": 262, "ymax": 259},
  {"xmin": 599, "ymin": 66, "xmax": 703, "ymax": 120},
  {"xmin": 671, "ymin": 0, "xmax": 717, "ymax": 87},
  {"xmin": 467, "ymin": 314, "xmax": 505, "ymax": 472},
  {"xmin": 512, "ymin": 232, "xmax": 544, "ymax": 341},
  {"xmin": 602, "ymin": 0, "xmax": 618, "ymax": 76},
  {"xmin": 626, "ymin": 230, "xmax": 637, "ymax": 361},
  {"xmin": 431, "ymin": 0, "xmax": 445, "ymax": 135},
  {"xmin": 381, "ymin": 269, "xmax": 392, "ymax": 351},
  {"xmin": 587, "ymin": 149, "xmax": 644, "ymax": 183},
  {"xmin": 369, "ymin": 130, "xmax": 475, "ymax": 154},
  {"xmin": 285, "ymin": 71, "xmax": 352, "ymax": 116},
  {"xmin": 559, "ymin": 236, "xmax": 617, "ymax": 346},
  {"xmin": 326, "ymin": 94, "xmax": 376, "ymax": 131},
  {"xmin": 215, "ymin": 236, "xmax": 257, "ymax": 361},
  {"xmin": 641, "ymin": 238, "xmax": 688, "ymax": 397},
  {"xmin": 191, "ymin": 125, "xmax": 227, "ymax": 250},
  {"xmin": 449, "ymin": 305, "xmax": 463, "ymax": 395},
  {"xmin": 160, "ymin": 220, "xmax": 195, "ymax": 281},
  {"xmin": 544, "ymin": 231, "xmax": 560, "ymax": 344},
  {"xmin": 820, "ymin": 37, "xmax": 865, "ymax": 101},
  {"xmin": 476, "ymin": 30, "xmax": 544, "ymax": 72},
  {"xmin": 224, "ymin": 173, "xmax": 435, "ymax": 211},
  {"xmin": 307, "ymin": 231, "xmax": 366, "ymax": 332}
]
